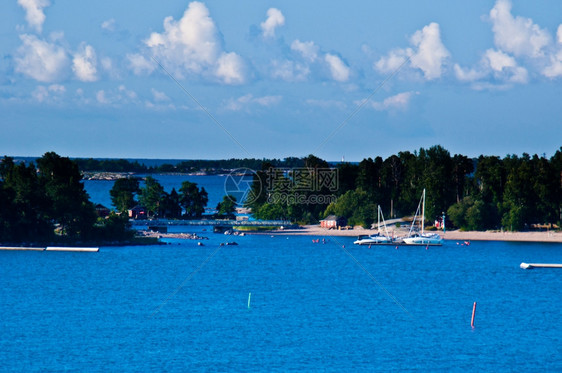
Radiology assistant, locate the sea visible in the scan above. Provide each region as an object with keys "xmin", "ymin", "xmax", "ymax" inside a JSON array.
[
  {"xmin": 1, "ymin": 175, "xmax": 561, "ymax": 372},
  {"xmin": 83, "ymin": 174, "xmax": 236, "ymax": 213}
]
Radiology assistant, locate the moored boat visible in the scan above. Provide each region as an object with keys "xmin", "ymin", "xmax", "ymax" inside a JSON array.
[
  {"xmin": 353, "ymin": 205, "xmax": 393, "ymax": 245},
  {"xmin": 402, "ymin": 189, "xmax": 443, "ymax": 246}
]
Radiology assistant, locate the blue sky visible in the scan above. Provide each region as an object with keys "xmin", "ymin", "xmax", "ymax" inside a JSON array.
[{"xmin": 1, "ymin": 0, "xmax": 561, "ymax": 161}]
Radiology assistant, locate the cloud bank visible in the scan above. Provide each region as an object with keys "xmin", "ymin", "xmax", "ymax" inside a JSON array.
[
  {"xmin": 15, "ymin": 34, "xmax": 68, "ymax": 82},
  {"xmin": 17, "ymin": 0, "xmax": 50, "ymax": 33},
  {"xmin": 375, "ymin": 22, "xmax": 449, "ymax": 80},
  {"xmin": 261, "ymin": 8, "xmax": 285, "ymax": 38},
  {"xmin": 130, "ymin": 1, "xmax": 245, "ymax": 84}
]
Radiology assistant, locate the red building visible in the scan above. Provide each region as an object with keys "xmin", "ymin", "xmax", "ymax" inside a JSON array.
[{"xmin": 320, "ymin": 215, "xmax": 346, "ymax": 229}]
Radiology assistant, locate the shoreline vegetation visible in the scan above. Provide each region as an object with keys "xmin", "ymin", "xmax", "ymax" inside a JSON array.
[{"xmin": 3, "ymin": 146, "xmax": 561, "ymax": 247}]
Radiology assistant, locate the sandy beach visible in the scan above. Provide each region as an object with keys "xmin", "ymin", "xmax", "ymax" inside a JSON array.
[{"xmin": 255, "ymin": 225, "xmax": 562, "ymax": 243}]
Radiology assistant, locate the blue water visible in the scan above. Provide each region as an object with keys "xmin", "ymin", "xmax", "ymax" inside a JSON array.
[
  {"xmin": 84, "ymin": 174, "xmax": 237, "ymax": 211},
  {"xmin": 1, "ymin": 236, "xmax": 561, "ymax": 372}
]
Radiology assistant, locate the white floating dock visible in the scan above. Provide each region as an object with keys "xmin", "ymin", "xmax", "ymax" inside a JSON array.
[
  {"xmin": 0, "ymin": 246, "xmax": 45, "ymax": 251},
  {"xmin": 520, "ymin": 262, "xmax": 562, "ymax": 269},
  {"xmin": 45, "ymin": 247, "xmax": 99, "ymax": 252}
]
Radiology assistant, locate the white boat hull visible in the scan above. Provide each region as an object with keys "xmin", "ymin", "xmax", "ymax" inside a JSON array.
[
  {"xmin": 403, "ymin": 234, "xmax": 443, "ymax": 245},
  {"xmin": 354, "ymin": 237, "xmax": 392, "ymax": 245}
]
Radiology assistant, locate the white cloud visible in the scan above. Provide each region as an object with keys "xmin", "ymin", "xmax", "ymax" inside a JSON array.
[
  {"xmin": 15, "ymin": 34, "xmax": 68, "ymax": 82},
  {"xmin": 291, "ymin": 40, "xmax": 319, "ymax": 62},
  {"xmin": 453, "ymin": 64, "xmax": 487, "ymax": 82},
  {"xmin": 409, "ymin": 23, "xmax": 450, "ymax": 80},
  {"xmin": 140, "ymin": 1, "xmax": 245, "ymax": 84},
  {"xmin": 48, "ymin": 84, "xmax": 65, "ymax": 94},
  {"xmin": 542, "ymin": 50, "xmax": 562, "ymax": 78},
  {"xmin": 151, "ymin": 88, "xmax": 169, "ymax": 102},
  {"xmin": 118, "ymin": 85, "xmax": 137, "ymax": 100},
  {"xmin": 31, "ymin": 84, "xmax": 65, "ymax": 102},
  {"xmin": 489, "ymin": 0, "xmax": 550, "ymax": 58},
  {"xmin": 145, "ymin": 2, "xmax": 218, "ymax": 71},
  {"xmin": 485, "ymin": 49, "xmax": 516, "ymax": 71},
  {"xmin": 72, "ymin": 43, "xmax": 98, "ymax": 82},
  {"xmin": 485, "ymin": 49, "xmax": 528, "ymax": 83},
  {"xmin": 305, "ymin": 99, "xmax": 346, "ymax": 110},
  {"xmin": 127, "ymin": 53, "xmax": 155, "ymax": 75},
  {"xmin": 374, "ymin": 48, "xmax": 411, "ymax": 74},
  {"xmin": 454, "ymin": 0, "xmax": 562, "ymax": 84},
  {"xmin": 95, "ymin": 86, "xmax": 138, "ymax": 106},
  {"xmin": 31, "ymin": 86, "xmax": 50, "ymax": 102},
  {"xmin": 216, "ymin": 52, "xmax": 245, "ymax": 84},
  {"xmin": 17, "ymin": 0, "xmax": 50, "ymax": 33},
  {"xmin": 542, "ymin": 26, "xmax": 562, "ymax": 78},
  {"xmin": 101, "ymin": 19, "xmax": 116, "ymax": 32},
  {"xmin": 261, "ymin": 8, "xmax": 285, "ymax": 38},
  {"xmin": 101, "ymin": 57, "xmax": 113, "ymax": 71},
  {"xmin": 96, "ymin": 90, "xmax": 109, "ymax": 104},
  {"xmin": 375, "ymin": 23, "xmax": 449, "ymax": 80},
  {"xmin": 224, "ymin": 94, "xmax": 282, "ymax": 111},
  {"xmin": 325, "ymin": 53, "xmax": 350, "ymax": 82},
  {"xmin": 454, "ymin": 48, "xmax": 528, "ymax": 86},
  {"xmin": 271, "ymin": 59, "xmax": 310, "ymax": 82},
  {"xmin": 368, "ymin": 91, "xmax": 417, "ymax": 111},
  {"xmin": 274, "ymin": 43, "xmax": 352, "ymax": 83}
]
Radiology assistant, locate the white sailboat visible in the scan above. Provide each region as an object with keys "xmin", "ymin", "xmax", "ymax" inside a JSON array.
[
  {"xmin": 402, "ymin": 189, "xmax": 443, "ymax": 246},
  {"xmin": 354, "ymin": 205, "xmax": 392, "ymax": 245}
]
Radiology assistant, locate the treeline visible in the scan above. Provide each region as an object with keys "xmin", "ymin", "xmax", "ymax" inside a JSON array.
[
  {"xmin": 74, "ymin": 157, "xmax": 311, "ymax": 174},
  {"xmin": 0, "ymin": 153, "xmax": 134, "ymax": 244},
  {"xmin": 245, "ymin": 146, "xmax": 562, "ymax": 231},
  {"xmin": 109, "ymin": 176, "xmax": 236, "ymax": 219}
]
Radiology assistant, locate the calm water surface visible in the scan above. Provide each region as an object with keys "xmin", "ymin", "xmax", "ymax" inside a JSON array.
[
  {"xmin": 84, "ymin": 174, "xmax": 237, "ymax": 212},
  {"xmin": 1, "ymin": 234, "xmax": 561, "ymax": 372}
]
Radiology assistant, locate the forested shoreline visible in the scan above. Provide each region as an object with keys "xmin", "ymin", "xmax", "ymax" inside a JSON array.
[
  {"xmin": 245, "ymin": 146, "xmax": 562, "ymax": 231},
  {"xmin": 0, "ymin": 153, "xmax": 135, "ymax": 245},
  {"xmin": 2, "ymin": 145, "xmax": 561, "ymax": 245}
]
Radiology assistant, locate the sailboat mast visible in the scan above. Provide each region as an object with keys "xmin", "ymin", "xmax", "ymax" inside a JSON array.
[
  {"xmin": 377, "ymin": 205, "xmax": 380, "ymax": 233},
  {"xmin": 421, "ymin": 189, "xmax": 425, "ymax": 234}
]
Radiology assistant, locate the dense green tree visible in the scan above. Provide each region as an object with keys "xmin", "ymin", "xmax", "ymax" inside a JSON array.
[
  {"xmin": 242, "ymin": 148, "xmax": 562, "ymax": 231},
  {"xmin": 381, "ymin": 155, "xmax": 403, "ymax": 218},
  {"xmin": 552, "ymin": 148, "xmax": 562, "ymax": 226},
  {"xmin": 0, "ymin": 183, "xmax": 17, "ymax": 241},
  {"xmin": 420, "ymin": 145, "xmax": 455, "ymax": 223},
  {"xmin": 473, "ymin": 155, "xmax": 505, "ymax": 228},
  {"xmin": 254, "ymin": 201, "xmax": 287, "ymax": 220},
  {"xmin": 139, "ymin": 176, "xmax": 165, "ymax": 218},
  {"xmin": 398, "ymin": 150, "xmax": 420, "ymax": 215},
  {"xmin": 356, "ymin": 157, "xmax": 384, "ymax": 202},
  {"xmin": 335, "ymin": 162, "xmax": 358, "ymax": 196},
  {"xmin": 94, "ymin": 213, "xmax": 135, "ymax": 241},
  {"xmin": 179, "ymin": 181, "xmax": 208, "ymax": 218},
  {"xmin": 324, "ymin": 189, "xmax": 375, "ymax": 228},
  {"xmin": 216, "ymin": 195, "xmax": 237, "ymax": 217},
  {"xmin": 452, "ymin": 154, "xmax": 474, "ymax": 203},
  {"xmin": 160, "ymin": 188, "xmax": 182, "ymax": 218},
  {"xmin": 0, "ymin": 153, "xmax": 135, "ymax": 244},
  {"xmin": 37, "ymin": 152, "xmax": 97, "ymax": 239},
  {"xmin": 244, "ymin": 162, "xmax": 272, "ymax": 209},
  {"xmin": 1, "ymin": 157, "xmax": 53, "ymax": 240},
  {"xmin": 110, "ymin": 177, "xmax": 140, "ymax": 213},
  {"xmin": 447, "ymin": 196, "xmax": 486, "ymax": 231}
]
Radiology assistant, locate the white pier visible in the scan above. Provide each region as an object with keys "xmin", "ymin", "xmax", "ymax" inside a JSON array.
[
  {"xmin": 45, "ymin": 247, "xmax": 99, "ymax": 252},
  {"xmin": 520, "ymin": 262, "xmax": 562, "ymax": 269}
]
